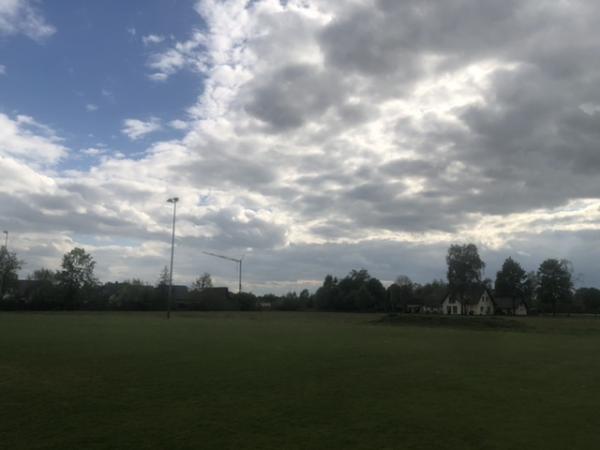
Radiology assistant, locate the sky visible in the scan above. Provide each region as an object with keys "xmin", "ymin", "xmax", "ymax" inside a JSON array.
[{"xmin": 2, "ymin": 0, "xmax": 600, "ymax": 293}]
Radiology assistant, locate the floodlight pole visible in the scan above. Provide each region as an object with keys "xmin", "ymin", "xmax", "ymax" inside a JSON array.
[
  {"xmin": 167, "ymin": 197, "xmax": 179, "ymax": 319},
  {"xmin": 0, "ymin": 230, "xmax": 6, "ymax": 297},
  {"xmin": 202, "ymin": 251, "xmax": 244, "ymax": 293},
  {"xmin": 238, "ymin": 258, "xmax": 242, "ymax": 294}
]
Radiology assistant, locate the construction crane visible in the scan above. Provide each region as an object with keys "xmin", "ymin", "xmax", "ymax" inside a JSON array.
[{"xmin": 202, "ymin": 251, "xmax": 244, "ymax": 293}]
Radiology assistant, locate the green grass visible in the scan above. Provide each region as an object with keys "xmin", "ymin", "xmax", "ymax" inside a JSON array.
[{"xmin": 1, "ymin": 312, "xmax": 600, "ymax": 449}]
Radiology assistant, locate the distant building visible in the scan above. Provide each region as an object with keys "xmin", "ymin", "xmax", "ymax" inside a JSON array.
[
  {"xmin": 403, "ymin": 296, "xmax": 442, "ymax": 314},
  {"xmin": 441, "ymin": 286, "xmax": 495, "ymax": 316}
]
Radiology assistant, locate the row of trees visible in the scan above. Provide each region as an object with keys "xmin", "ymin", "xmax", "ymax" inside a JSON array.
[
  {"xmin": 0, "ymin": 246, "xmax": 263, "ymax": 311},
  {"xmin": 1, "ymin": 243, "xmax": 599, "ymax": 314}
]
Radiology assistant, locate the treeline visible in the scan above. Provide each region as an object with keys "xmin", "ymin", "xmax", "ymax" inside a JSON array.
[
  {"xmin": 0, "ymin": 247, "xmax": 262, "ymax": 311},
  {"xmin": 2, "ymin": 244, "xmax": 600, "ymax": 314}
]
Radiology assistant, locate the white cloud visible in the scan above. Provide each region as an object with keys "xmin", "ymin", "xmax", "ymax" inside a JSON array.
[
  {"xmin": 0, "ymin": 113, "xmax": 67, "ymax": 165},
  {"xmin": 85, "ymin": 103, "xmax": 98, "ymax": 112},
  {"xmin": 169, "ymin": 119, "xmax": 189, "ymax": 130},
  {"xmin": 121, "ymin": 117, "xmax": 162, "ymax": 140},
  {"xmin": 0, "ymin": 64, "xmax": 5, "ymax": 75},
  {"xmin": 0, "ymin": 0, "xmax": 55, "ymax": 40},
  {"xmin": 81, "ymin": 147, "xmax": 104, "ymax": 157},
  {"xmin": 146, "ymin": 30, "xmax": 207, "ymax": 81},
  {"xmin": 142, "ymin": 34, "xmax": 165, "ymax": 45}
]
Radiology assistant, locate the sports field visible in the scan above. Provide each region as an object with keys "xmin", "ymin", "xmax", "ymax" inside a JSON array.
[{"xmin": 1, "ymin": 312, "xmax": 599, "ymax": 449}]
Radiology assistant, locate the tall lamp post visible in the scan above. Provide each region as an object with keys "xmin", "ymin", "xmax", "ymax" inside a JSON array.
[
  {"xmin": 0, "ymin": 231, "xmax": 6, "ymax": 296},
  {"xmin": 167, "ymin": 197, "xmax": 179, "ymax": 319}
]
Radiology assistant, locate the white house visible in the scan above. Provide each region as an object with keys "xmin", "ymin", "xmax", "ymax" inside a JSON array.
[{"xmin": 441, "ymin": 286, "xmax": 495, "ymax": 316}]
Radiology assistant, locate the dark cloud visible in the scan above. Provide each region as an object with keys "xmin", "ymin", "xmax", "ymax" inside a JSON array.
[{"xmin": 244, "ymin": 63, "xmax": 346, "ymax": 131}]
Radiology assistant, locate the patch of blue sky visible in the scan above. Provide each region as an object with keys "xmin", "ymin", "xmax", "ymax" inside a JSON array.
[{"xmin": 0, "ymin": 0, "xmax": 206, "ymax": 170}]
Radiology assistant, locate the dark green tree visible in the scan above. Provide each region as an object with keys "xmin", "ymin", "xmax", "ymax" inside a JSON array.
[
  {"xmin": 495, "ymin": 257, "xmax": 528, "ymax": 314},
  {"xmin": 232, "ymin": 291, "xmax": 257, "ymax": 311},
  {"xmin": 354, "ymin": 284, "xmax": 374, "ymax": 311},
  {"xmin": 574, "ymin": 287, "xmax": 600, "ymax": 314},
  {"xmin": 537, "ymin": 259, "xmax": 573, "ymax": 315},
  {"xmin": 157, "ymin": 266, "xmax": 170, "ymax": 287},
  {"xmin": 192, "ymin": 272, "xmax": 213, "ymax": 291},
  {"xmin": 446, "ymin": 244, "xmax": 485, "ymax": 314},
  {"xmin": 336, "ymin": 269, "xmax": 385, "ymax": 311},
  {"xmin": 58, "ymin": 247, "xmax": 97, "ymax": 308},
  {"xmin": 315, "ymin": 275, "xmax": 339, "ymax": 310},
  {"xmin": 27, "ymin": 268, "xmax": 60, "ymax": 308},
  {"xmin": 387, "ymin": 275, "xmax": 414, "ymax": 312},
  {"xmin": 413, "ymin": 279, "xmax": 448, "ymax": 308},
  {"xmin": 315, "ymin": 270, "xmax": 385, "ymax": 312},
  {"xmin": 0, "ymin": 246, "xmax": 22, "ymax": 298}
]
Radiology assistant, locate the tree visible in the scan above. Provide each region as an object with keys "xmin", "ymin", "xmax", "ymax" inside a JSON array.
[
  {"xmin": 192, "ymin": 272, "xmax": 213, "ymax": 291},
  {"xmin": 27, "ymin": 268, "xmax": 59, "ymax": 308},
  {"xmin": 446, "ymin": 244, "xmax": 485, "ymax": 314},
  {"xmin": 395, "ymin": 275, "xmax": 413, "ymax": 288},
  {"xmin": 299, "ymin": 289, "xmax": 312, "ymax": 309},
  {"xmin": 354, "ymin": 284, "xmax": 374, "ymax": 311},
  {"xmin": 315, "ymin": 275, "xmax": 339, "ymax": 310},
  {"xmin": 58, "ymin": 248, "xmax": 97, "ymax": 307},
  {"xmin": 314, "ymin": 270, "xmax": 385, "ymax": 312},
  {"xmin": 387, "ymin": 275, "xmax": 414, "ymax": 312},
  {"xmin": 157, "ymin": 266, "xmax": 170, "ymax": 287},
  {"xmin": 495, "ymin": 257, "xmax": 528, "ymax": 314},
  {"xmin": 524, "ymin": 271, "xmax": 539, "ymax": 307},
  {"xmin": 537, "ymin": 259, "xmax": 573, "ymax": 316},
  {"xmin": 574, "ymin": 287, "xmax": 600, "ymax": 314},
  {"xmin": 333, "ymin": 269, "xmax": 386, "ymax": 312},
  {"xmin": 413, "ymin": 279, "xmax": 448, "ymax": 309},
  {"xmin": 0, "ymin": 246, "xmax": 22, "ymax": 298}
]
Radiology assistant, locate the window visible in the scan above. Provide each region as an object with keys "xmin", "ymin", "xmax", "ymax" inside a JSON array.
[
  {"xmin": 447, "ymin": 306, "xmax": 451, "ymax": 314},
  {"xmin": 452, "ymin": 306, "xmax": 457, "ymax": 314}
]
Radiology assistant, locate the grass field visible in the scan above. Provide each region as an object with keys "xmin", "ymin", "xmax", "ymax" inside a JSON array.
[{"xmin": 1, "ymin": 312, "xmax": 600, "ymax": 449}]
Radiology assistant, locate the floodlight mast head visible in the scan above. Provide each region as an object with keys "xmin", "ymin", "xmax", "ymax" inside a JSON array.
[{"xmin": 202, "ymin": 251, "xmax": 244, "ymax": 293}]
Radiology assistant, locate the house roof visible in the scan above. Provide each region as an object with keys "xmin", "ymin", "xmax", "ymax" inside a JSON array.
[{"xmin": 446, "ymin": 285, "xmax": 494, "ymax": 305}]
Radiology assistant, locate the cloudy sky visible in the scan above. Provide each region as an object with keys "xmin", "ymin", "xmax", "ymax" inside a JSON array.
[{"xmin": 2, "ymin": 0, "xmax": 600, "ymax": 293}]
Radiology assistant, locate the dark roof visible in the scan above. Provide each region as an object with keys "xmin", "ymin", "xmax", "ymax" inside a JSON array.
[{"xmin": 446, "ymin": 286, "xmax": 494, "ymax": 305}]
